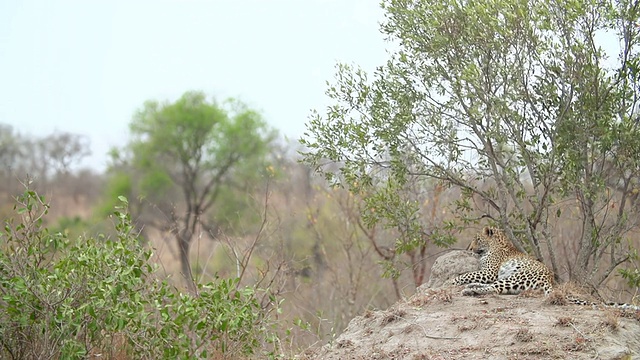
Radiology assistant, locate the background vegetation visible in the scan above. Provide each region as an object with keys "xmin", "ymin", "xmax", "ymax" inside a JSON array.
[{"xmin": 2, "ymin": 0, "xmax": 640, "ymax": 358}]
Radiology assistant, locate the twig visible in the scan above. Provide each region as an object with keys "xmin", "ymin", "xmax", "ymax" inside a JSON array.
[
  {"xmin": 236, "ymin": 179, "xmax": 271, "ymax": 289},
  {"xmin": 569, "ymin": 322, "xmax": 590, "ymax": 342},
  {"xmin": 417, "ymin": 323, "xmax": 459, "ymax": 340},
  {"xmin": 406, "ymin": 316, "xmax": 459, "ymax": 340}
]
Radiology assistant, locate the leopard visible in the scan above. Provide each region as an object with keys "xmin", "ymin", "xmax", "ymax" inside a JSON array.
[
  {"xmin": 452, "ymin": 226, "xmax": 554, "ymax": 296},
  {"xmin": 451, "ymin": 227, "xmax": 640, "ymax": 312}
]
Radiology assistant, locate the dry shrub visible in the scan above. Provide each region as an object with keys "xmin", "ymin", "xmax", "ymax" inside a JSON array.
[
  {"xmin": 545, "ymin": 290, "xmax": 569, "ymax": 306},
  {"xmin": 563, "ymin": 336, "xmax": 590, "ymax": 352},
  {"xmin": 601, "ymin": 311, "xmax": 620, "ymax": 331},
  {"xmin": 408, "ymin": 288, "xmax": 453, "ymax": 307},
  {"xmin": 336, "ymin": 339, "xmax": 354, "ymax": 348},
  {"xmin": 380, "ymin": 307, "xmax": 407, "ymax": 326},
  {"xmin": 514, "ymin": 328, "xmax": 534, "ymax": 342},
  {"xmin": 451, "ymin": 314, "xmax": 480, "ymax": 332},
  {"xmin": 408, "ymin": 294, "xmax": 432, "ymax": 307},
  {"xmin": 555, "ymin": 317, "xmax": 573, "ymax": 327},
  {"xmin": 457, "ymin": 324, "xmax": 476, "ymax": 332},
  {"xmin": 363, "ymin": 309, "xmax": 375, "ymax": 319},
  {"xmin": 619, "ymin": 309, "xmax": 640, "ymax": 321},
  {"xmin": 518, "ymin": 343, "xmax": 553, "ymax": 356},
  {"xmin": 401, "ymin": 324, "xmax": 415, "ymax": 334},
  {"xmin": 544, "ymin": 282, "xmax": 596, "ymax": 306}
]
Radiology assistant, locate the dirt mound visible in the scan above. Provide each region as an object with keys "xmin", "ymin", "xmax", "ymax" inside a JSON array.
[{"xmin": 306, "ymin": 252, "xmax": 640, "ymax": 360}]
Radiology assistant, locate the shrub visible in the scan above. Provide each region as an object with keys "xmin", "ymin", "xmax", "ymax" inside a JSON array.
[{"xmin": 0, "ymin": 190, "xmax": 273, "ymax": 359}]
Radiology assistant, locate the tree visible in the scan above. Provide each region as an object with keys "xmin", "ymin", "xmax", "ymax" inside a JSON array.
[
  {"xmin": 0, "ymin": 125, "xmax": 24, "ymax": 192},
  {"xmin": 0, "ymin": 125, "xmax": 23, "ymax": 173},
  {"xmin": 301, "ymin": 0, "xmax": 640, "ymax": 290},
  {"xmin": 37, "ymin": 132, "xmax": 91, "ymax": 176},
  {"xmin": 110, "ymin": 91, "xmax": 276, "ymax": 291},
  {"xmin": 0, "ymin": 125, "xmax": 91, "ymax": 195}
]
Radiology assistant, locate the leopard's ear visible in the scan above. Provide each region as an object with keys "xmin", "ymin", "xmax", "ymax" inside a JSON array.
[{"xmin": 483, "ymin": 226, "xmax": 495, "ymax": 237}]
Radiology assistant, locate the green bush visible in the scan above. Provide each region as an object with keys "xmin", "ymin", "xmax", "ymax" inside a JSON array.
[
  {"xmin": 0, "ymin": 190, "xmax": 274, "ymax": 359},
  {"xmin": 619, "ymin": 247, "xmax": 640, "ymax": 291}
]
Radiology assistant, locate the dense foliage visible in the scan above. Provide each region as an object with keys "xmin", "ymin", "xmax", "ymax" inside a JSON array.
[{"xmin": 0, "ymin": 189, "xmax": 275, "ymax": 359}]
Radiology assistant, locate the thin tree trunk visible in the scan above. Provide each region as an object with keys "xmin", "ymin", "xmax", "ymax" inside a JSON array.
[
  {"xmin": 574, "ymin": 192, "xmax": 595, "ymax": 286},
  {"xmin": 178, "ymin": 235, "xmax": 196, "ymax": 293}
]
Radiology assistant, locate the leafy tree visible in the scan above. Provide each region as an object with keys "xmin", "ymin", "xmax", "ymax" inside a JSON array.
[
  {"xmin": 301, "ymin": 0, "xmax": 640, "ymax": 289},
  {"xmin": 109, "ymin": 91, "xmax": 276, "ymax": 290}
]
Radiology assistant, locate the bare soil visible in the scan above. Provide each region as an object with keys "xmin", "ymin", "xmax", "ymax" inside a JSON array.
[{"xmin": 305, "ymin": 252, "xmax": 640, "ymax": 360}]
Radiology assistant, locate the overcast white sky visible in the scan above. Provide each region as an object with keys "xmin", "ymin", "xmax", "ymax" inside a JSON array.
[{"xmin": 0, "ymin": 0, "xmax": 388, "ymax": 171}]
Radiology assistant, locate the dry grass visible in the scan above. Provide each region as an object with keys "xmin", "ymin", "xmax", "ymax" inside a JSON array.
[
  {"xmin": 563, "ymin": 336, "xmax": 591, "ymax": 352},
  {"xmin": 380, "ymin": 307, "xmax": 407, "ymax": 326},
  {"xmin": 601, "ymin": 310, "xmax": 620, "ymax": 331},
  {"xmin": 544, "ymin": 282, "xmax": 599, "ymax": 307},
  {"xmin": 555, "ymin": 316, "xmax": 573, "ymax": 327},
  {"xmin": 408, "ymin": 288, "xmax": 453, "ymax": 307},
  {"xmin": 619, "ymin": 309, "xmax": 640, "ymax": 321},
  {"xmin": 336, "ymin": 339, "xmax": 354, "ymax": 348},
  {"xmin": 517, "ymin": 343, "xmax": 554, "ymax": 357},
  {"xmin": 363, "ymin": 309, "xmax": 375, "ymax": 319},
  {"xmin": 514, "ymin": 328, "xmax": 534, "ymax": 342},
  {"xmin": 544, "ymin": 290, "xmax": 569, "ymax": 306},
  {"xmin": 450, "ymin": 314, "xmax": 483, "ymax": 332},
  {"xmin": 456, "ymin": 323, "xmax": 476, "ymax": 332}
]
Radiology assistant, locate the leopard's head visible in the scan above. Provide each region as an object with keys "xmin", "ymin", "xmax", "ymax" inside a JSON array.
[{"xmin": 467, "ymin": 227, "xmax": 503, "ymax": 255}]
